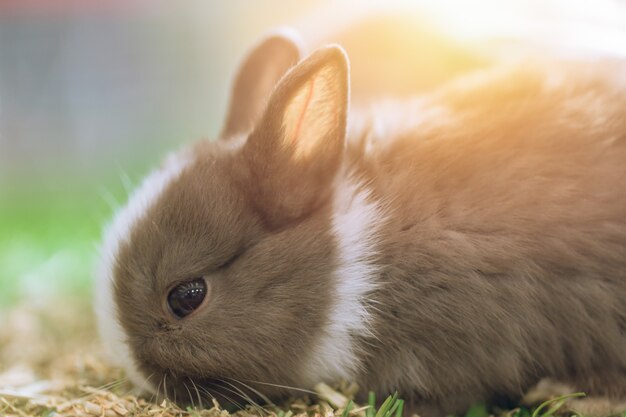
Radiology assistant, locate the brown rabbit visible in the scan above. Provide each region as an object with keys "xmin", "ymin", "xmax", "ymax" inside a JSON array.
[{"xmin": 95, "ymin": 33, "xmax": 626, "ymax": 416}]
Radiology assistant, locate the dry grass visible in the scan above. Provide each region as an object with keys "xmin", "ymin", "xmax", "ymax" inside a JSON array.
[
  {"xmin": 1, "ymin": 300, "xmax": 623, "ymax": 417},
  {"xmin": 0, "ymin": 300, "xmax": 364, "ymax": 417}
]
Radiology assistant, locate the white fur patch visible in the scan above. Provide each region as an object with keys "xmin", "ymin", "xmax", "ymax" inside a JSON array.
[
  {"xmin": 94, "ymin": 152, "xmax": 190, "ymax": 393},
  {"xmin": 303, "ymin": 173, "xmax": 385, "ymax": 385}
]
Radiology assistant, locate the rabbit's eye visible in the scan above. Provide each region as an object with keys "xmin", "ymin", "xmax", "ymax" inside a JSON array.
[{"xmin": 167, "ymin": 278, "xmax": 207, "ymax": 319}]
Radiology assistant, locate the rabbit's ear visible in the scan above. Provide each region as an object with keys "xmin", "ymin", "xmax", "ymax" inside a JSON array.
[
  {"xmin": 221, "ymin": 30, "xmax": 302, "ymax": 139},
  {"xmin": 241, "ymin": 45, "xmax": 350, "ymax": 227}
]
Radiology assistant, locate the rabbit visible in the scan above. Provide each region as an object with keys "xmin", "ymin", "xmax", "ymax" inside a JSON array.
[{"xmin": 95, "ymin": 32, "xmax": 626, "ymax": 417}]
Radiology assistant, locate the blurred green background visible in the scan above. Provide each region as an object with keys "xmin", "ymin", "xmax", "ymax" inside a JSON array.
[{"xmin": 0, "ymin": 163, "xmax": 147, "ymax": 307}]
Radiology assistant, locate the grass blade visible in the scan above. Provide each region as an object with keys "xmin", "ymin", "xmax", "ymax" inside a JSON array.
[
  {"xmin": 395, "ymin": 399, "xmax": 404, "ymax": 417},
  {"xmin": 386, "ymin": 399, "xmax": 401, "ymax": 417},
  {"xmin": 367, "ymin": 392, "xmax": 376, "ymax": 417},
  {"xmin": 375, "ymin": 392, "xmax": 398, "ymax": 417},
  {"xmin": 531, "ymin": 392, "xmax": 586, "ymax": 417},
  {"xmin": 341, "ymin": 400, "xmax": 355, "ymax": 417}
]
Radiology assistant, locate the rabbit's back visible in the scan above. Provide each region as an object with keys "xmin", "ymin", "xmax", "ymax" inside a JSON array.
[{"xmin": 347, "ymin": 61, "xmax": 626, "ymax": 413}]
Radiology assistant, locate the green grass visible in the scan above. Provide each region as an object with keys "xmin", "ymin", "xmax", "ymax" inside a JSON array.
[
  {"xmin": 0, "ymin": 188, "xmax": 96, "ymax": 306},
  {"xmin": 0, "ymin": 168, "xmax": 148, "ymax": 308},
  {"xmin": 362, "ymin": 391, "xmax": 590, "ymax": 417},
  {"xmin": 530, "ymin": 393, "xmax": 586, "ymax": 417}
]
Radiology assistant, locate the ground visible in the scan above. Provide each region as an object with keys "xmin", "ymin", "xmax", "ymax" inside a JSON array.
[{"xmin": 2, "ymin": 297, "xmax": 623, "ymax": 417}]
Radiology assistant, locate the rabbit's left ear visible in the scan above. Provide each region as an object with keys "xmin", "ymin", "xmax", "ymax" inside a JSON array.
[
  {"xmin": 221, "ymin": 31, "xmax": 301, "ymax": 139},
  {"xmin": 240, "ymin": 45, "xmax": 350, "ymax": 227}
]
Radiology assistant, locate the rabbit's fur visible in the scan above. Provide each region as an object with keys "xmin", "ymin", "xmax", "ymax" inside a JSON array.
[{"xmin": 96, "ymin": 34, "xmax": 626, "ymax": 416}]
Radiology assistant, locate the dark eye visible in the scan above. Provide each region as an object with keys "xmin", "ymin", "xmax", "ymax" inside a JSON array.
[{"xmin": 167, "ymin": 278, "xmax": 208, "ymax": 319}]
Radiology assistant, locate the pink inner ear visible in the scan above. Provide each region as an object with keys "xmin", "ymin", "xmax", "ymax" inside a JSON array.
[{"xmin": 290, "ymin": 77, "xmax": 316, "ymax": 144}]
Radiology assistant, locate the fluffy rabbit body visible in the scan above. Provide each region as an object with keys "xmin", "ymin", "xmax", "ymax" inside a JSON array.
[{"xmin": 96, "ymin": 35, "xmax": 626, "ymax": 415}]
